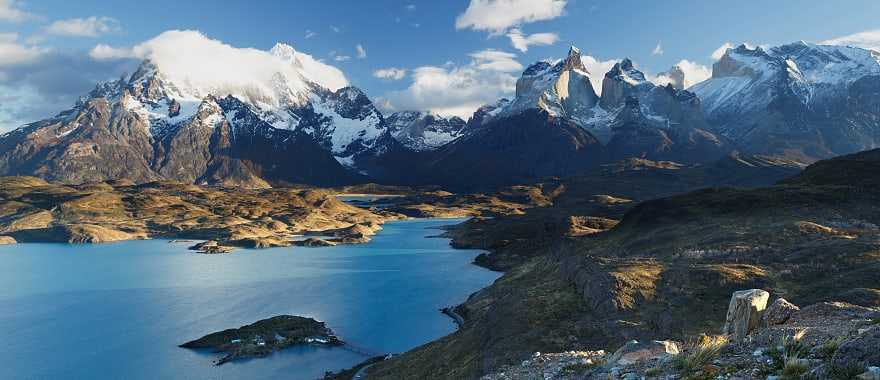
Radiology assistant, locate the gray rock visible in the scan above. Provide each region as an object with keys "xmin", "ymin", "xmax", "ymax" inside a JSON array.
[
  {"xmin": 722, "ymin": 289, "xmax": 770, "ymax": 340},
  {"xmin": 858, "ymin": 367, "xmax": 880, "ymax": 380},
  {"xmin": 763, "ymin": 298, "xmax": 799, "ymax": 325},
  {"xmin": 609, "ymin": 340, "xmax": 679, "ymax": 366},
  {"xmin": 833, "ymin": 326, "xmax": 880, "ymax": 370}
]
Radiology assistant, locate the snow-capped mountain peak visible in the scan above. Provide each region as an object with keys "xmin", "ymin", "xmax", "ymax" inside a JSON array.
[
  {"xmin": 691, "ymin": 41, "xmax": 880, "ymax": 159},
  {"xmin": 694, "ymin": 41, "xmax": 880, "ymax": 118},
  {"xmin": 605, "ymin": 58, "xmax": 648, "ymax": 85},
  {"xmin": 599, "ymin": 58, "xmax": 654, "ymax": 111},
  {"xmin": 494, "ymin": 45, "xmax": 601, "ymax": 126},
  {"xmin": 386, "ymin": 111, "xmax": 466, "ymax": 151}
]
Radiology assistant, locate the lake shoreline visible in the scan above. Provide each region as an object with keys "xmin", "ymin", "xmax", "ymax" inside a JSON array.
[{"xmin": 0, "ymin": 217, "xmax": 500, "ymax": 380}]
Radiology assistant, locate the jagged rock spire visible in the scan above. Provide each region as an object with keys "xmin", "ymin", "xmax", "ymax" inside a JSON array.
[{"xmin": 561, "ymin": 46, "xmax": 587, "ymax": 73}]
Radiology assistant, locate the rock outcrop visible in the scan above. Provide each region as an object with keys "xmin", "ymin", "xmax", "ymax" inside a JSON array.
[
  {"xmin": 608, "ymin": 340, "xmax": 679, "ymax": 366},
  {"xmin": 763, "ymin": 297, "xmax": 800, "ymax": 326},
  {"xmin": 722, "ymin": 289, "xmax": 770, "ymax": 340},
  {"xmin": 832, "ymin": 326, "xmax": 880, "ymax": 370}
]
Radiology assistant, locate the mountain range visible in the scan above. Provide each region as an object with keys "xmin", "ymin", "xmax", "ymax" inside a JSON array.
[{"xmin": 1, "ymin": 41, "xmax": 878, "ymax": 189}]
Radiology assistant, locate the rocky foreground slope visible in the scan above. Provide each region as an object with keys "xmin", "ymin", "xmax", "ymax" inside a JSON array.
[
  {"xmin": 482, "ymin": 295, "xmax": 880, "ymax": 379},
  {"xmin": 361, "ymin": 149, "xmax": 880, "ymax": 379}
]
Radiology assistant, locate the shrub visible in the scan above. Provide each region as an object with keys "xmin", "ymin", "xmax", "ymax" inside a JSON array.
[
  {"xmin": 561, "ymin": 362, "xmax": 596, "ymax": 373},
  {"xmin": 673, "ymin": 335, "xmax": 728, "ymax": 378},
  {"xmin": 768, "ymin": 330, "xmax": 811, "ymax": 371},
  {"xmin": 827, "ymin": 362, "xmax": 866, "ymax": 380},
  {"xmin": 781, "ymin": 357, "xmax": 809, "ymax": 379},
  {"xmin": 645, "ymin": 366, "xmax": 663, "ymax": 377},
  {"xmin": 817, "ymin": 336, "xmax": 844, "ymax": 359},
  {"xmin": 783, "ymin": 330, "xmax": 810, "ymax": 359}
]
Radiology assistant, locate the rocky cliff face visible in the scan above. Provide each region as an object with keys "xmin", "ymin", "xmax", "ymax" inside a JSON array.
[{"xmin": 599, "ymin": 59, "xmax": 654, "ymax": 110}]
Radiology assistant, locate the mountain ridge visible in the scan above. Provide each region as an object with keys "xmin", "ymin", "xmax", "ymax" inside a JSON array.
[{"xmin": 2, "ymin": 41, "xmax": 879, "ymax": 188}]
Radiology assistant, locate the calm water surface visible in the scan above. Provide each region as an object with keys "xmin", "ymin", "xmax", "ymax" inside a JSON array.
[{"xmin": 0, "ymin": 218, "xmax": 498, "ymax": 380}]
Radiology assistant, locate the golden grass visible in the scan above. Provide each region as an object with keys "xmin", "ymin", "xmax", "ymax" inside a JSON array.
[{"xmin": 673, "ymin": 334, "xmax": 729, "ymax": 377}]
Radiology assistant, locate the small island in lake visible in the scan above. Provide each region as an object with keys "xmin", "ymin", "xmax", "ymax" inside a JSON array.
[{"xmin": 179, "ymin": 315, "xmax": 343, "ymax": 365}]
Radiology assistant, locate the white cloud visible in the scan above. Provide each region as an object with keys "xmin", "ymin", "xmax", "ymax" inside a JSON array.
[
  {"xmin": 0, "ymin": 0, "xmax": 31, "ymax": 22},
  {"xmin": 580, "ymin": 54, "xmax": 618, "ymax": 95},
  {"xmin": 0, "ymin": 32, "xmax": 45, "ymax": 65},
  {"xmin": 88, "ymin": 43, "xmax": 133, "ymax": 60},
  {"xmin": 711, "ymin": 42, "xmax": 733, "ymax": 60},
  {"xmin": 330, "ymin": 25, "xmax": 340, "ymax": 33},
  {"xmin": 87, "ymin": 30, "xmax": 349, "ymax": 94},
  {"xmin": 406, "ymin": 4, "xmax": 416, "ymax": 11},
  {"xmin": 20, "ymin": 33, "xmax": 348, "ymax": 130},
  {"xmin": 676, "ymin": 60, "xmax": 711, "ymax": 86},
  {"xmin": 305, "ymin": 29, "xmax": 316, "ymax": 39},
  {"xmin": 822, "ymin": 29, "xmax": 880, "ymax": 51},
  {"xmin": 652, "ymin": 41, "xmax": 663, "ymax": 55},
  {"xmin": 507, "ymin": 28, "xmax": 558, "ymax": 52},
  {"xmin": 333, "ymin": 54, "xmax": 351, "ymax": 62},
  {"xmin": 44, "ymin": 16, "xmax": 121, "ymax": 37},
  {"xmin": 373, "ymin": 67, "xmax": 407, "ymax": 80},
  {"xmin": 651, "ymin": 59, "xmax": 712, "ymax": 89},
  {"xmin": 356, "ymin": 44, "xmax": 366, "ymax": 59},
  {"xmin": 456, "ymin": 0, "xmax": 567, "ymax": 34},
  {"xmin": 469, "ymin": 49, "xmax": 523, "ymax": 72},
  {"xmin": 0, "ymin": 49, "xmax": 133, "ymax": 132},
  {"xmin": 381, "ymin": 49, "xmax": 522, "ymax": 118}
]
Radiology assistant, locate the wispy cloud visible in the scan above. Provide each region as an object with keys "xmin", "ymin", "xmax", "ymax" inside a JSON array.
[
  {"xmin": 455, "ymin": 0, "xmax": 567, "ymax": 34},
  {"xmin": 4, "ymin": 30, "xmax": 354, "ymax": 132},
  {"xmin": 332, "ymin": 53, "xmax": 351, "ymax": 62},
  {"xmin": 373, "ymin": 67, "xmax": 407, "ymax": 80},
  {"xmin": 652, "ymin": 41, "xmax": 663, "ymax": 55},
  {"xmin": 89, "ymin": 30, "xmax": 349, "ymax": 90},
  {"xmin": 405, "ymin": 4, "xmax": 416, "ymax": 11},
  {"xmin": 650, "ymin": 59, "xmax": 712, "ymax": 89},
  {"xmin": 305, "ymin": 29, "xmax": 317, "ymax": 39},
  {"xmin": 330, "ymin": 25, "xmax": 341, "ymax": 33},
  {"xmin": 507, "ymin": 28, "xmax": 558, "ymax": 52},
  {"xmin": 0, "ymin": 32, "xmax": 46, "ymax": 65},
  {"xmin": 580, "ymin": 54, "xmax": 619, "ymax": 95},
  {"xmin": 711, "ymin": 42, "xmax": 733, "ymax": 60},
  {"xmin": 44, "ymin": 16, "xmax": 121, "ymax": 37},
  {"xmin": 380, "ymin": 49, "xmax": 522, "ymax": 117},
  {"xmin": 823, "ymin": 29, "xmax": 880, "ymax": 51},
  {"xmin": 0, "ymin": 0, "xmax": 32, "ymax": 22},
  {"xmin": 356, "ymin": 44, "xmax": 366, "ymax": 59}
]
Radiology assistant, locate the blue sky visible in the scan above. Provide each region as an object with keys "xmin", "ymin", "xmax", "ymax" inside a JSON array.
[{"xmin": 2, "ymin": 0, "xmax": 880, "ymax": 130}]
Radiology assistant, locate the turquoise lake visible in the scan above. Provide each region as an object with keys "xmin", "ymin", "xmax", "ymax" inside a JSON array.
[{"xmin": 0, "ymin": 218, "xmax": 499, "ymax": 379}]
